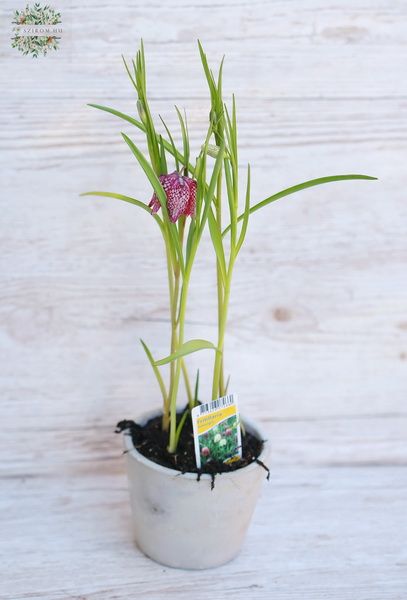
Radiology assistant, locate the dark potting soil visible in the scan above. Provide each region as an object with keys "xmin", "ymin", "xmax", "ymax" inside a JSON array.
[{"xmin": 116, "ymin": 411, "xmax": 270, "ymax": 487}]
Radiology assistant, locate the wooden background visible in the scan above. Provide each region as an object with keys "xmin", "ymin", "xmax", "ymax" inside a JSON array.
[{"xmin": 1, "ymin": 0, "xmax": 406, "ymax": 598}]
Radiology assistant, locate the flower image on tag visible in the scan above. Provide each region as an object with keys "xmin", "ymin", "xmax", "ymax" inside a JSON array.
[{"xmin": 191, "ymin": 394, "xmax": 242, "ymax": 469}]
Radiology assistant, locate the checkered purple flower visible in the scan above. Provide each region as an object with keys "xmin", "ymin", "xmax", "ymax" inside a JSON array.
[{"xmin": 149, "ymin": 171, "xmax": 197, "ymax": 223}]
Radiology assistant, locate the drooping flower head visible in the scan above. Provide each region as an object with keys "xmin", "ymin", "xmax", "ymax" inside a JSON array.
[{"xmin": 149, "ymin": 171, "xmax": 197, "ymax": 223}]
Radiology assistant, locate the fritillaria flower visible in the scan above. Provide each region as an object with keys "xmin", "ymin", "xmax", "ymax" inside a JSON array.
[{"xmin": 149, "ymin": 171, "xmax": 197, "ymax": 223}]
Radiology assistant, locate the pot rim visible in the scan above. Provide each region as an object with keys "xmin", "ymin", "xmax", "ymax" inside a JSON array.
[{"xmin": 123, "ymin": 407, "xmax": 270, "ymax": 481}]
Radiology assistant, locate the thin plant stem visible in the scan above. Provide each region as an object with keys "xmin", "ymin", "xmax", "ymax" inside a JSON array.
[
  {"xmin": 212, "ymin": 260, "xmax": 233, "ymax": 399},
  {"xmin": 162, "ymin": 237, "xmax": 177, "ymax": 430},
  {"xmin": 168, "ymin": 268, "xmax": 192, "ymax": 452},
  {"xmin": 167, "ymin": 264, "xmax": 180, "ymax": 412},
  {"xmin": 215, "ymin": 171, "xmax": 225, "ymax": 398}
]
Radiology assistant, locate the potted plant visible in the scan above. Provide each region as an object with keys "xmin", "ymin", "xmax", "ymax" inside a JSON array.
[{"xmin": 82, "ymin": 41, "xmax": 376, "ymax": 569}]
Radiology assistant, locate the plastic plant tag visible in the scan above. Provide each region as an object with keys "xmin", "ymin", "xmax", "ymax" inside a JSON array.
[{"xmin": 192, "ymin": 394, "xmax": 242, "ymax": 469}]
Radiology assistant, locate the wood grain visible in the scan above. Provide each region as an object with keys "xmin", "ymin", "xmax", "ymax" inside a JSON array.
[{"xmin": 0, "ymin": 0, "xmax": 406, "ymax": 597}]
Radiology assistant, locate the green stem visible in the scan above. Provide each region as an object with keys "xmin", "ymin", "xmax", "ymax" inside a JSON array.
[
  {"xmin": 212, "ymin": 262, "xmax": 233, "ymax": 400},
  {"xmin": 163, "ymin": 238, "xmax": 177, "ymax": 430},
  {"xmin": 166, "ymin": 217, "xmax": 195, "ymax": 430},
  {"xmin": 215, "ymin": 172, "xmax": 225, "ymax": 398},
  {"xmin": 167, "ymin": 265, "xmax": 180, "ymax": 413},
  {"xmin": 168, "ymin": 267, "xmax": 192, "ymax": 453}
]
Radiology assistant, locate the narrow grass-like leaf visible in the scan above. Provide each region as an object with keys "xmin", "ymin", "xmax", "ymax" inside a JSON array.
[
  {"xmin": 181, "ymin": 359, "xmax": 193, "ymax": 406},
  {"xmin": 198, "ymin": 40, "xmax": 216, "ymax": 98},
  {"xmin": 185, "ymin": 218, "xmax": 196, "ymax": 264},
  {"xmin": 194, "ymin": 369, "xmax": 200, "ymax": 404},
  {"xmin": 223, "ymin": 157, "xmax": 234, "ymax": 204},
  {"xmin": 159, "ymin": 115, "xmax": 180, "ymax": 171},
  {"xmin": 131, "ymin": 47, "xmax": 161, "ymax": 175},
  {"xmin": 224, "ymin": 104, "xmax": 236, "ymax": 164},
  {"xmin": 87, "ymin": 103, "xmax": 144, "ymax": 130},
  {"xmin": 121, "ymin": 132, "xmax": 184, "ymax": 273},
  {"xmin": 121, "ymin": 134, "xmax": 166, "ymax": 206},
  {"xmin": 208, "ymin": 208, "xmax": 227, "ymax": 284},
  {"xmin": 174, "ymin": 405, "xmax": 190, "ymax": 446},
  {"xmin": 217, "ymin": 56, "xmax": 225, "ymax": 103},
  {"xmin": 159, "ymin": 136, "xmax": 167, "ymax": 174},
  {"xmin": 193, "ymin": 153, "xmax": 204, "ymax": 220},
  {"xmin": 175, "ymin": 106, "xmax": 190, "ymax": 173},
  {"xmin": 80, "ymin": 191, "xmax": 149, "ymax": 213},
  {"xmin": 154, "ymin": 339, "xmax": 219, "ymax": 366},
  {"xmin": 140, "ymin": 339, "xmax": 168, "ymax": 406},
  {"xmin": 236, "ymin": 164, "xmax": 251, "ymax": 254},
  {"xmin": 88, "ymin": 103, "xmax": 193, "ymax": 173},
  {"xmin": 224, "ymin": 374, "xmax": 230, "ymax": 395},
  {"xmin": 223, "ymin": 156, "xmax": 237, "ymax": 246},
  {"xmin": 80, "ymin": 191, "xmax": 164, "ymax": 231},
  {"xmin": 122, "ymin": 55, "xmax": 137, "ymax": 89},
  {"xmin": 222, "ymin": 174, "xmax": 377, "ymax": 236},
  {"xmin": 199, "ymin": 141, "xmax": 225, "ymax": 236},
  {"xmin": 231, "ymin": 95, "xmax": 237, "ymax": 155}
]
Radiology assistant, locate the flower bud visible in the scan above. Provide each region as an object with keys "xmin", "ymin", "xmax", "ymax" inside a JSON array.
[
  {"xmin": 204, "ymin": 143, "xmax": 221, "ymax": 159},
  {"xmin": 148, "ymin": 171, "xmax": 196, "ymax": 222}
]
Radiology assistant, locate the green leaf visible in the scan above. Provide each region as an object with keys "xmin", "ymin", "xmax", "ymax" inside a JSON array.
[
  {"xmin": 199, "ymin": 141, "xmax": 225, "ymax": 236},
  {"xmin": 80, "ymin": 191, "xmax": 165, "ymax": 231},
  {"xmin": 223, "ymin": 96, "xmax": 237, "ymax": 160},
  {"xmin": 159, "ymin": 136, "xmax": 168, "ymax": 174},
  {"xmin": 223, "ymin": 156, "xmax": 234, "ymax": 200},
  {"xmin": 121, "ymin": 132, "xmax": 184, "ymax": 273},
  {"xmin": 194, "ymin": 369, "xmax": 200, "ymax": 404},
  {"xmin": 154, "ymin": 339, "xmax": 219, "ymax": 366},
  {"xmin": 217, "ymin": 56, "xmax": 225, "ymax": 104},
  {"xmin": 224, "ymin": 374, "xmax": 231, "ymax": 395},
  {"xmin": 175, "ymin": 106, "xmax": 190, "ymax": 172},
  {"xmin": 198, "ymin": 40, "xmax": 216, "ymax": 98},
  {"xmin": 208, "ymin": 208, "xmax": 227, "ymax": 284},
  {"xmin": 222, "ymin": 174, "xmax": 377, "ymax": 237},
  {"xmin": 236, "ymin": 164, "xmax": 251, "ymax": 254},
  {"xmin": 159, "ymin": 115, "xmax": 180, "ymax": 171},
  {"xmin": 116, "ymin": 135, "xmax": 166, "ymax": 207},
  {"xmin": 121, "ymin": 55, "xmax": 137, "ymax": 90},
  {"xmin": 88, "ymin": 103, "xmax": 193, "ymax": 173},
  {"xmin": 223, "ymin": 157, "xmax": 236, "ymax": 241},
  {"xmin": 81, "ymin": 190, "xmax": 148, "ymax": 213},
  {"xmin": 224, "ymin": 103, "xmax": 236, "ymax": 163},
  {"xmin": 140, "ymin": 339, "xmax": 168, "ymax": 406},
  {"xmin": 174, "ymin": 405, "xmax": 190, "ymax": 447},
  {"xmin": 185, "ymin": 217, "xmax": 196, "ymax": 264},
  {"xmin": 87, "ymin": 103, "xmax": 144, "ymax": 130}
]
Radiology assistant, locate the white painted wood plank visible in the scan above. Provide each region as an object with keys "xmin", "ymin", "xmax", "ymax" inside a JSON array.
[{"xmin": 0, "ymin": 466, "xmax": 406, "ymax": 599}]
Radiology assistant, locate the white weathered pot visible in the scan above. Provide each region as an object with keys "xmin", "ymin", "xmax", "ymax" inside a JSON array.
[{"xmin": 123, "ymin": 409, "xmax": 270, "ymax": 569}]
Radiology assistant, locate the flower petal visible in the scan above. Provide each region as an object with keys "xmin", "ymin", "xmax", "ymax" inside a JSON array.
[
  {"xmin": 148, "ymin": 193, "xmax": 161, "ymax": 214},
  {"xmin": 184, "ymin": 177, "xmax": 197, "ymax": 218}
]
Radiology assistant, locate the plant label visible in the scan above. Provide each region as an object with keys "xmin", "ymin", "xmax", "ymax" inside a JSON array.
[{"xmin": 191, "ymin": 394, "xmax": 242, "ymax": 469}]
